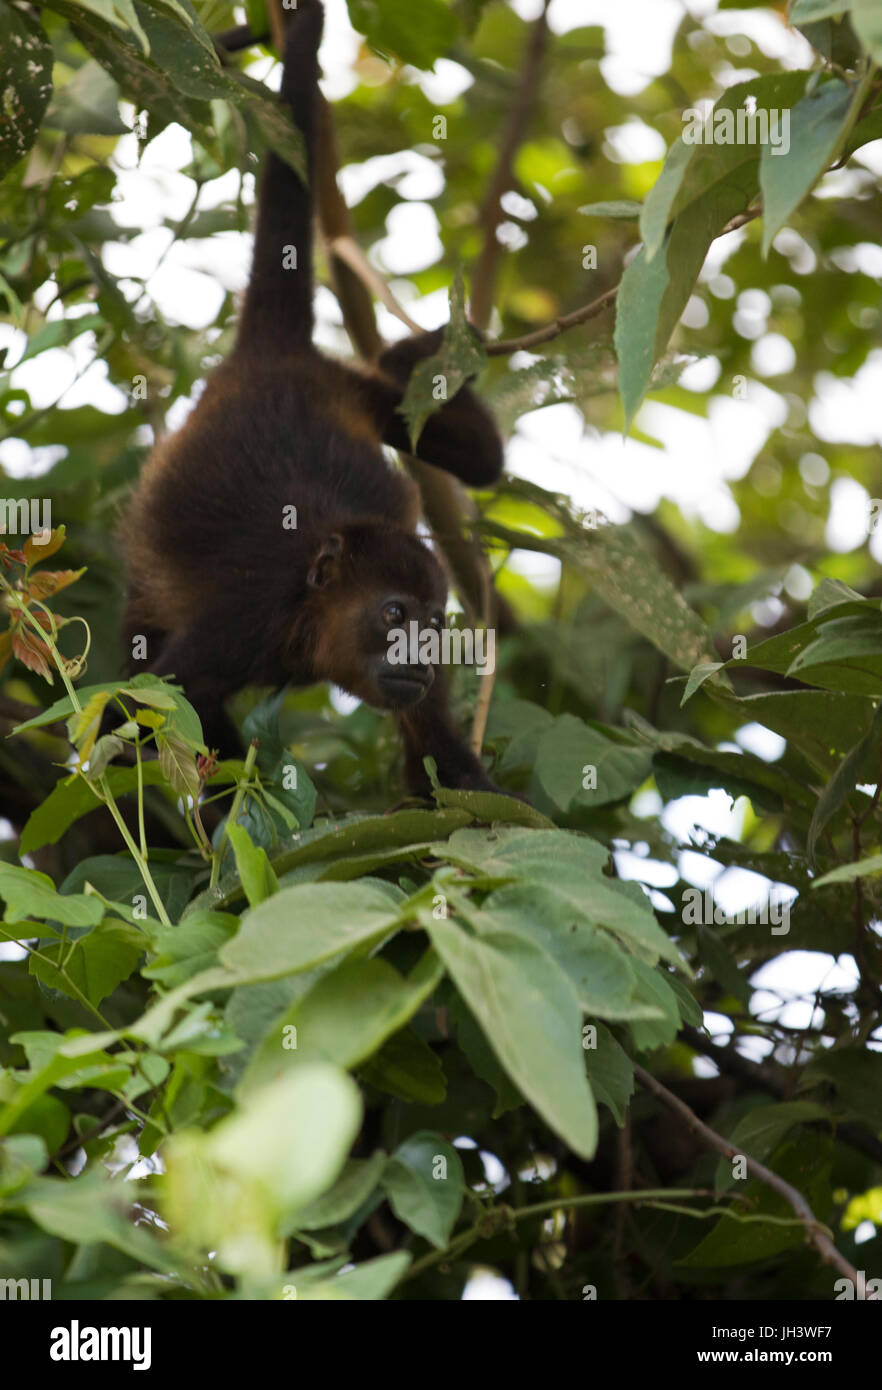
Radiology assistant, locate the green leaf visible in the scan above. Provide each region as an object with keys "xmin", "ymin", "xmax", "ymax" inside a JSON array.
[
  {"xmin": 227, "ymin": 822, "xmax": 279, "ymax": 909},
  {"xmin": 805, "ymin": 1046, "xmax": 882, "ymax": 1130},
  {"xmin": 398, "ymin": 275, "xmax": 485, "ymax": 448},
  {"xmin": 19, "ymin": 763, "xmax": 168, "ymax": 855},
  {"xmin": 697, "ymin": 924, "xmax": 752, "ymax": 1009},
  {"xmin": 789, "ymin": 0, "xmax": 853, "ymax": 19},
  {"xmin": 17, "ymin": 1172, "xmax": 190, "ymax": 1278},
  {"xmin": 808, "ymin": 703, "xmax": 882, "ymax": 861},
  {"xmin": 533, "ymin": 714, "xmax": 652, "ymax": 810},
  {"xmin": 0, "ymin": 1134, "xmax": 50, "ymax": 1195},
  {"xmin": 294, "ymin": 1152, "xmax": 388, "ymax": 1232},
  {"xmin": 0, "ymin": 4, "xmax": 54, "ymax": 178},
  {"xmin": 346, "ymin": 0, "xmax": 458, "ymax": 69},
  {"xmin": 433, "ymin": 785, "xmax": 555, "ymax": 827},
  {"xmin": 581, "ymin": 1023, "xmax": 635, "ymax": 1126},
  {"xmin": 450, "ymin": 992, "xmax": 522, "ymax": 1116},
  {"xmin": 813, "ymin": 853, "xmax": 882, "ymax": 887},
  {"xmin": 760, "ymin": 79, "xmax": 856, "ymax": 255},
  {"xmin": 219, "ymin": 882, "xmax": 404, "ymax": 983},
  {"xmin": 45, "ymin": 59, "xmax": 129, "ymax": 135},
  {"xmin": 617, "ymin": 73, "xmax": 811, "ymax": 424},
  {"xmin": 293, "ymin": 1251, "xmax": 411, "ymax": 1300},
  {"xmin": 808, "ymin": 577, "xmax": 865, "ymax": 619},
  {"xmin": 639, "ymin": 135, "xmax": 696, "ymax": 262},
  {"xmin": 28, "ymin": 919, "xmax": 145, "ymax": 1006},
  {"xmin": 381, "ymin": 1132, "xmax": 465, "ymax": 1249},
  {"xmin": 0, "ymin": 1035, "xmax": 130, "ymax": 1137},
  {"xmin": 143, "ymin": 911, "xmax": 239, "ymax": 987},
  {"xmin": 425, "ymin": 916, "xmax": 598, "ymax": 1158},
  {"xmin": 680, "ymin": 1133, "xmax": 833, "ymax": 1267},
  {"xmin": 164, "ymin": 1064, "xmax": 362, "ymax": 1273},
  {"xmin": 472, "ymin": 882, "xmax": 647, "ymax": 1020},
  {"xmin": 486, "ymin": 495, "xmax": 716, "ymax": 674},
  {"xmin": 627, "ymin": 959, "xmax": 681, "ymax": 1050},
  {"xmin": 239, "ymin": 951, "xmax": 443, "ymax": 1090},
  {"xmin": 852, "ymin": 0, "xmax": 882, "ymax": 60},
  {"xmin": 714, "ymin": 1101, "xmax": 830, "ymax": 1192},
  {"xmin": 359, "ymin": 1028, "xmax": 447, "ymax": 1104},
  {"xmin": 193, "ymin": 809, "xmax": 474, "ymax": 913},
  {"xmin": 681, "ymin": 661, "xmax": 727, "ymax": 706},
  {"xmin": 716, "ymin": 689, "xmax": 875, "ymax": 777},
  {"xmin": 0, "ymin": 863, "xmax": 104, "ymax": 928},
  {"xmin": 440, "ymin": 824, "xmax": 609, "ymax": 879},
  {"xmin": 46, "ymin": 0, "xmax": 150, "ymax": 49}
]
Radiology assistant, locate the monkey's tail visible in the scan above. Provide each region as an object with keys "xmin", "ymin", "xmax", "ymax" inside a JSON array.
[{"xmin": 235, "ymin": 0, "xmax": 324, "ymax": 354}]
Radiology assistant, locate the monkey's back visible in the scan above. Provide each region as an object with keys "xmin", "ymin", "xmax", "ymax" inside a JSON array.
[{"xmin": 121, "ymin": 352, "xmax": 421, "ymax": 635}]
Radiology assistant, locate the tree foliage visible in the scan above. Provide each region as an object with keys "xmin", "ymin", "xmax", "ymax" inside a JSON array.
[{"xmin": 1, "ymin": 0, "xmax": 881, "ymax": 1301}]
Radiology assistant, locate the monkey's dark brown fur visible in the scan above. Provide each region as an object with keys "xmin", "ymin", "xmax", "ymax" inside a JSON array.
[{"xmin": 121, "ymin": 0, "xmax": 504, "ymax": 794}]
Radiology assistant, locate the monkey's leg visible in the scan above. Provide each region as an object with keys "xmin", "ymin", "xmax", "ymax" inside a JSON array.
[{"xmin": 397, "ymin": 671, "xmax": 500, "ymax": 796}]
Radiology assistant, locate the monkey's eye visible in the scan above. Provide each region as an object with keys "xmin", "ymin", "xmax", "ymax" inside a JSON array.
[
  {"xmin": 383, "ymin": 602, "xmax": 405, "ymax": 627},
  {"xmin": 429, "ymin": 613, "xmax": 445, "ymax": 632}
]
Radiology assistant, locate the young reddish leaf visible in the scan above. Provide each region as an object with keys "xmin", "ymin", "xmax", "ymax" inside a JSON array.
[
  {"xmin": 12, "ymin": 629, "xmax": 54, "ymax": 683},
  {"xmin": 26, "ymin": 568, "xmax": 85, "ymax": 600},
  {"xmin": 0, "ymin": 629, "xmax": 13, "ymax": 676}
]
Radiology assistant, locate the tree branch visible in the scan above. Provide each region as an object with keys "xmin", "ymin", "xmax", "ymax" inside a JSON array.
[
  {"xmin": 469, "ymin": 0, "xmax": 551, "ymax": 332},
  {"xmin": 635, "ymin": 1064, "xmax": 860, "ymax": 1285},
  {"xmin": 486, "ymin": 285, "xmax": 618, "ymax": 356},
  {"xmin": 681, "ymin": 1024, "xmax": 882, "ymax": 1167}
]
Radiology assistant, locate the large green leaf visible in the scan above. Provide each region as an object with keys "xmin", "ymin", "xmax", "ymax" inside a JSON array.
[
  {"xmin": 0, "ymin": 863, "xmax": 104, "ymax": 928},
  {"xmin": 346, "ymin": 0, "xmax": 458, "ymax": 69},
  {"xmin": 164, "ymin": 1064, "xmax": 362, "ymax": 1274},
  {"xmin": 760, "ymin": 79, "xmax": 856, "ymax": 254},
  {"xmin": 238, "ymin": 951, "xmax": 443, "ymax": 1091},
  {"xmin": 28, "ymin": 919, "xmax": 145, "ymax": 1006},
  {"xmin": 617, "ymin": 73, "xmax": 811, "ymax": 423},
  {"xmin": 219, "ymin": 882, "xmax": 405, "ymax": 982},
  {"xmin": 381, "ymin": 1131, "xmax": 465, "ymax": 1249},
  {"xmin": 425, "ymin": 916, "xmax": 598, "ymax": 1158},
  {"xmin": 0, "ymin": 3, "xmax": 54, "ymax": 178}
]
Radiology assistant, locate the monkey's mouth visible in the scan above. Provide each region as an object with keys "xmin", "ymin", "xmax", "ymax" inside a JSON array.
[{"xmin": 377, "ymin": 665, "xmax": 433, "ymax": 709}]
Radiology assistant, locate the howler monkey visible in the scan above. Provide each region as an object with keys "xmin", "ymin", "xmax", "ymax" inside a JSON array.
[{"xmin": 121, "ymin": 0, "xmax": 505, "ymax": 796}]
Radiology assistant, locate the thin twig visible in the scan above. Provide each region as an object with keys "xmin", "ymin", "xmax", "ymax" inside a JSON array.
[
  {"xmin": 484, "ymin": 204, "xmax": 762, "ymax": 358},
  {"xmin": 634, "ymin": 1064, "xmax": 859, "ymax": 1285},
  {"xmin": 486, "ymin": 286, "xmax": 618, "ymax": 356}
]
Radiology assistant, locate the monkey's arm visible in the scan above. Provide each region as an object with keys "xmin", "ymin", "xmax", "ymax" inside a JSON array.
[
  {"xmin": 364, "ymin": 329, "xmax": 504, "ymax": 487},
  {"xmin": 397, "ymin": 672, "xmax": 500, "ymax": 796}
]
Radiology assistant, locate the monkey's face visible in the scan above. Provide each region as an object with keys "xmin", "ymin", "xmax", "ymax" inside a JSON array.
[
  {"xmin": 304, "ymin": 529, "xmax": 449, "ymax": 710},
  {"xmin": 363, "ymin": 595, "xmax": 446, "ymax": 710}
]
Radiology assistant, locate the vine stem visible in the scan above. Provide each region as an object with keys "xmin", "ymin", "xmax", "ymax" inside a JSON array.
[
  {"xmin": 210, "ymin": 740, "xmax": 259, "ymax": 889},
  {"xmin": 10, "ymin": 590, "xmax": 172, "ymax": 927},
  {"xmin": 402, "ymin": 1187, "xmax": 716, "ymax": 1283}
]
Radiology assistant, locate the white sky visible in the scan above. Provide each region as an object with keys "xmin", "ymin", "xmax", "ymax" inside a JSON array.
[{"xmin": 2, "ymin": 0, "xmax": 881, "ymax": 1166}]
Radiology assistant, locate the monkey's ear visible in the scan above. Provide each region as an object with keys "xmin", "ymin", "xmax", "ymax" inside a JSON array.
[{"xmin": 307, "ymin": 533, "xmax": 344, "ymax": 588}]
